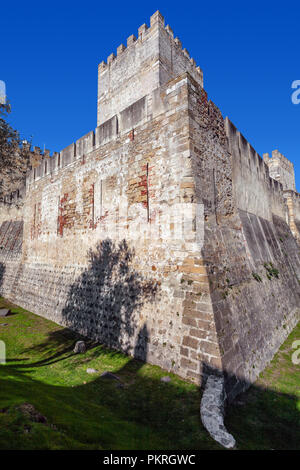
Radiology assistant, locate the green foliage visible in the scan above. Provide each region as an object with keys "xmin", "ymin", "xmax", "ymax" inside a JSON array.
[
  {"xmin": 252, "ymin": 272, "xmax": 262, "ymax": 282},
  {"xmin": 264, "ymin": 262, "xmax": 279, "ymax": 280},
  {"xmin": 0, "ymin": 103, "xmax": 31, "ymax": 198},
  {"xmin": 0, "ymin": 103, "xmax": 20, "ymax": 165},
  {"xmin": 226, "ymin": 321, "xmax": 300, "ymax": 450}
]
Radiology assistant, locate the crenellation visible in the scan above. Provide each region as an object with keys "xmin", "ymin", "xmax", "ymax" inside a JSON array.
[
  {"xmin": 76, "ymin": 130, "xmax": 95, "ymax": 159},
  {"xmin": 35, "ymin": 161, "xmax": 43, "ymax": 180},
  {"xmin": 107, "ymin": 52, "xmax": 116, "ymax": 65},
  {"xmin": 196, "ymin": 66, "xmax": 203, "ymax": 77},
  {"xmin": 98, "ymin": 61, "xmax": 107, "ymax": 72},
  {"xmin": 95, "ymin": 115, "xmax": 118, "ymax": 147},
  {"xmin": 182, "ymin": 48, "xmax": 190, "ymax": 59},
  {"xmin": 49, "ymin": 153, "xmax": 58, "ymax": 173},
  {"xmin": 263, "ymin": 152, "xmax": 270, "ymax": 163},
  {"xmin": 165, "ymin": 24, "xmax": 173, "ymax": 38},
  {"xmin": 97, "ymin": 11, "xmax": 203, "ymax": 126},
  {"xmin": 225, "ymin": 117, "xmax": 288, "ymax": 220},
  {"xmin": 61, "ymin": 142, "xmax": 76, "ymax": 168},
  {"xmin": 43, "ymin": 158, "xmax": 48, "ymax": 176},
  {"xmin": 150, "ymin": 10, "xmax": 164, "ymax": 27},
  {"xmin": 117, "ymin": 44, "xmax": 126, "ymax": 56},
  {"xmin": 126, "ymin": 34, "xmax": 136, "ymax": 47},
  {"xmin": 174, "ymin": 37, "xmax": 182, "ymax": 48},
  {"xmin": 264, "ymin": 148, "xmax": 296, "ymax": 191},
  {"xmin": 138, "ymin": 24, "xmax": 148, "ymax": 39}
]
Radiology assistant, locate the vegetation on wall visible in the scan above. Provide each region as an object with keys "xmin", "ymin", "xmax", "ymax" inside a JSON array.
[{"xmin": 0, "ymin": 103, "xmax": 31, "ymax": 200}]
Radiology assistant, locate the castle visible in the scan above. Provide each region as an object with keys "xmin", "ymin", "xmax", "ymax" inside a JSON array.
[{"xmin": 0, "ymin": 11, "xmax": 299, "ymax": 401}]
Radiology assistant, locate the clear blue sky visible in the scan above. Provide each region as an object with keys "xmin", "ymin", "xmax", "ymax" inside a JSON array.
[{"xmin": 1, "ymin": 1, "xmax": 300, "ymax": 188}]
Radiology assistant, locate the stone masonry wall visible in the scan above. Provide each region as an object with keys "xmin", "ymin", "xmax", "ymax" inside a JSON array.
[
  {"xmin": 0, "ymin": 220, "xmax": 23, "ymax": 302},
  {"xmin": 208, "ymin": 115, "xmax": 300, "ymax": 401},
  {"xmin": 0, "ymin": 74, "xmax": 220, "ymax": 384},
  {"xmin": 283, "ymin": 190, "xmax": 300, "ymax": 241},
  {"xmin": 0, "ymin": 10, "xmax": 299, "ymax": 397},
  {"xmin": 171, "ymin": 75, "xmax": 300, "ymax": 399}
]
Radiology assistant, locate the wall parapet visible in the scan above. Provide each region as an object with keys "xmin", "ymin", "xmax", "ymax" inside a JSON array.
[
  {"xmin": 225, "ymin": 117, "xmax": 288, "ymax": 220},
  {"xmin": 26, "ymin": 93, "xmax": 150, "ymax": 187},
  {"xmin": 225, "ymin": 117, "xmax": 279, "ymax": 186}
]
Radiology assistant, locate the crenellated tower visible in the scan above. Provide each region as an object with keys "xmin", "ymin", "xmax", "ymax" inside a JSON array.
[
  {"xmin": 263, "ymin": 149, "xmax": 296, "ymax": 191},
  {"xmin": 97, "ymin": 10, "xmax": 203, "ymax": 126}
]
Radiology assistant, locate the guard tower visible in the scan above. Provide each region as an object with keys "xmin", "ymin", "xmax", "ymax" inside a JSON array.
[
  {"xmin": 97, "ymin": 11, "xmax": 203, "ymax": 126},
  {"xmin": 263, "ymin": 149, "xmax": 296, "ymax": 191}
]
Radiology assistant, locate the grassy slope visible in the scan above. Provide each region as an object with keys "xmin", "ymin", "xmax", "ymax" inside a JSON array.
[
  {"xmin": 0, "ymin": 298, "xmax": 299, "ymax": 450},
  {"xmin": 226, "ymin": 322, "xmax": 300, "ymax": 450}
]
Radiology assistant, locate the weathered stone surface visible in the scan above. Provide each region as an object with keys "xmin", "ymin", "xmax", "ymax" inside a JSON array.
[
  {"xmin": 97, "ymin": 11, "xmax": 203, "ymax": 126},
  {"xmin": 86, "ymin": 368, "xmax": 98, "ymax": 374},
  {"xmin": 0, "ymin": 309, "xmax": 10, "ymax": 317},
  {"xmin": 161, "ymin": 376, "xmax": 171, "ymax": 383},
  {"xmin": 0, "ymin": 10, "xmax": 299, "ymax": 404},
  {"xmin": 200, "ymin": 375, "xmax": 236, "ymax": 449},
  {"xmin": 73, "ymin": 341, "xmax": 86, "ymax": 354}
]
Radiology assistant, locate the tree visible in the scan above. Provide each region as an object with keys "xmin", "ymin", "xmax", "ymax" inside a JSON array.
[{"xmin": 0, "ymin": 103, "xmax": 31, "ymax": 200}]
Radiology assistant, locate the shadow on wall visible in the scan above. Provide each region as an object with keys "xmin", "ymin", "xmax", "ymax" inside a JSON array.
[
  {"xmin": 0, "ymin": 263, "xmax": 5, "ymax": 292},
  {"xmin": 61, "ymin": 239, "xmax": 158, "ymax": 357}
]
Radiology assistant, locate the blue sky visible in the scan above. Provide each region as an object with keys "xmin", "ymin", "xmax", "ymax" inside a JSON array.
[{"xmin": 1, "ymin": 1, "xmax": 300, "ymax": 188}]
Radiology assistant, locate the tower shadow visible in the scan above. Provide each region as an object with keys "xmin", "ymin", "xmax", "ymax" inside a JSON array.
[{"xmin": 61, "ymin": 239, "xmax": 158, "ymax": 356}]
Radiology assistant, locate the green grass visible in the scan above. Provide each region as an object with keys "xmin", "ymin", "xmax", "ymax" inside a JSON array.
[
  {"xmin": 226, "ymin": 322, "xmax": 300, "ymax": 450},
  {"xmin": 0, "ymin": 297, "xmax": 299, "ymax": 450},
  {"xmin": 0, "ymin": 298, "xmax": 218, "ymax": 450}
]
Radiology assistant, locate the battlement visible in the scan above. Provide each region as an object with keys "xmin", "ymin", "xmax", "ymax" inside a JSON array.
[
  {"xmin": 263, "ymin": 149, "xmax": 296, "ymax": 191},
  {"xmin": 26, "ymin": 92, "xmax": 150, "ymax": 185},
  {"xmin": 97, "ymin": 10, "xmax": 203, "ymax": 126},
  {"xmin": 26, "ymin": 72, "xmax": 195, "ymax": 186}
]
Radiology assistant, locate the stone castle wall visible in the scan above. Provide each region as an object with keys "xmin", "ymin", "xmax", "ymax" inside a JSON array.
[
  {"xmin": 0, "ymin": 74, "xmax": 223, "ymax": 382},
  {"xmin": 227, "ymin": 120, "xmax": 288, "ymax": 221},
  {"xmin": 0, "ymin": 12, "xmax": 299, "ymax": 400},
  {"xmin": 186, "ymin": 79, "xmax": 300, "ymax": 399}
]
